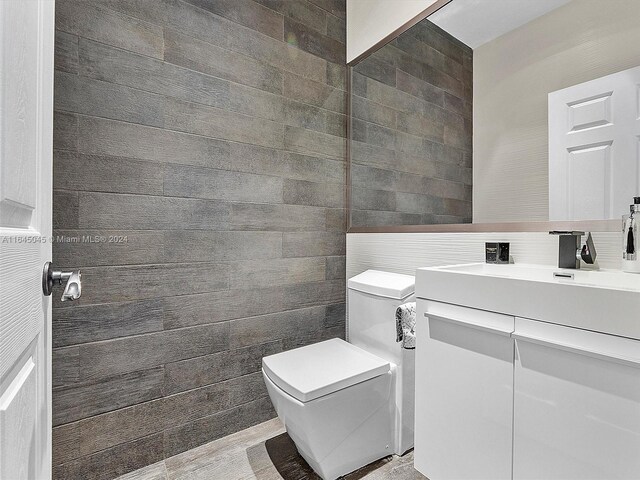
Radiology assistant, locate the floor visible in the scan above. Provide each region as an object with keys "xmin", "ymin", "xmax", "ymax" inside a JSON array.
[{"xmin": 116, "ymin": 418, "xmax": 427, "ymax": 480}]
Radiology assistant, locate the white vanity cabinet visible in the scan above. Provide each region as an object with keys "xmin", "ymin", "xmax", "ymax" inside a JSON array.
[
  {"xmin": 513, "ymin": 317, "xmax": 640, "ymax": 479},
  {"xmin": 415, "ymin": 263, "xmax": 640, "ymax": 480},
  {"xmin": 414, "ymin": 300, "xmax": 515, "ymax": 480},
  {"xmin": 414, "ymin": 298, "xmax": 640, "ymax": 480}
]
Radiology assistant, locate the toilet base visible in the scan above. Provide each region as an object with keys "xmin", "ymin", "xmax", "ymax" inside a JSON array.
[{"xmin": 263, "ymin": 369, "xmax": 393, "ymax": 480}]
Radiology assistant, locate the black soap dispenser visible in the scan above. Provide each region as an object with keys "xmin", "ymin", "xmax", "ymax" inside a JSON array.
[{"xmin": 622, "ymin": 197, "xmax": 640, "ymax": 273}]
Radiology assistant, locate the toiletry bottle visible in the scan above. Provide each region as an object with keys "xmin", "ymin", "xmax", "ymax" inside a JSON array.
[{"xmin": 622, "ymin": 197, "xmax": 640, "ymax": 273}]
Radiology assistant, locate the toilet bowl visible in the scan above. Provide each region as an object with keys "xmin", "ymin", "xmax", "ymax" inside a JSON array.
[{"xmin": 262, "ymin": 270, "xmax": 416, "ymax": 480}]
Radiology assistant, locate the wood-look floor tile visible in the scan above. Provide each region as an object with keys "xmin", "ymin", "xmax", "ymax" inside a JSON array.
[
  {"xmin": 165, "ymin": 418, "xmax": 284, "ymax": 479},
  {"xmin": 121, "ymin": 418, "xmax": 427, "ymax": 480},
  {"xmin": 115, "ymin": 461, "xmax": 168, "ymax": 480}
]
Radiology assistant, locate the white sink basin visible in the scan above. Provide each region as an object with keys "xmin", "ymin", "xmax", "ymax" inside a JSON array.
[
  {"xmin": 416, "ymin": 263, "xmax": 640, "ymax": 340},
  {"xmin": 436, "ymin": 263, "xmax": 640, "ymax": 291}
]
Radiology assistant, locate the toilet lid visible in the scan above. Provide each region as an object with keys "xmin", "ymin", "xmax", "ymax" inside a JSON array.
[{"xmin": 262, "ymin": 338, "xmax": 390, "ymax": 403}]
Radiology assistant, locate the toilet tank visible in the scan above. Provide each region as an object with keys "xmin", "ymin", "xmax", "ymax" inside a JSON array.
[{"xmin": 347, "ymin": 270, "xmax": 415, "ymax": 367}]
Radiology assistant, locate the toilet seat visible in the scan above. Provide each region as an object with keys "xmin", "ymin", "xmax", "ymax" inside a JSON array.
[{"xmin": 262, "ymin": 338, "xmax": 390, "ymax": 402}]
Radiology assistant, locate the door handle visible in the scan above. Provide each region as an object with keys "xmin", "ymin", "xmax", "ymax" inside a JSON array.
[{"xmin": 42, "ymin": 262, "xmax": 81, "ymax": 301}]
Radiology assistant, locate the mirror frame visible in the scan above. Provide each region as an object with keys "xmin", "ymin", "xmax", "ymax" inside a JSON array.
[{"xmin": 345, "ymin": 0, "xmax": 621, "ymax": 234}]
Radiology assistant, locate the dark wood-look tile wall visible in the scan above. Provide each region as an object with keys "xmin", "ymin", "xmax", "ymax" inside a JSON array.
[
  {"xmin": 52, "ymin": 0, "xmax": 346, "ymax": 478},
  {"xmin": 350, "ymin": 20, "xmax": 473, "ymax": 227}
]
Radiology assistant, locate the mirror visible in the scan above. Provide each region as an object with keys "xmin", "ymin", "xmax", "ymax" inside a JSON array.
[{"xmin": 348, "ymin": 0, "xmax": 640, "ymax": 230}]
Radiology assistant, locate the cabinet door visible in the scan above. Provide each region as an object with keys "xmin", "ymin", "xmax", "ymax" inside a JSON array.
[
  {"xmin": 513, "ymin": 317, "xmax": 640, "ymax": 479},
  {"xmin": 414, "ymin": 300, "xmax": 514, "ymax": 480}
]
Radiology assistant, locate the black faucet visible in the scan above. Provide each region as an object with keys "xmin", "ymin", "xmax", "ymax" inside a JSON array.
[{"xmin": 549, "ymin": 231, "xmax": 597, "ymax": 269}]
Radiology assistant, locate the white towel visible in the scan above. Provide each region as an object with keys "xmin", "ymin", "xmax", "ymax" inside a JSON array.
[{"xmin": 395, "ymin": 302, "xmax": 416, "ymax": 349}]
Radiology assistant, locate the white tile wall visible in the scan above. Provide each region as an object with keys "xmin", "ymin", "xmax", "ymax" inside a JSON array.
[
  {"xmin": 346, "ymin": 231, "xmax": 623, "ymax": 279},
  {"xmin": 345, "ymin": 231, "xmax": 624, "ymax": 335}
]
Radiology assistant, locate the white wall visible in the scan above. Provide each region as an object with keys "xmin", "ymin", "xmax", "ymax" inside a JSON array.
[
  {"xmin": 473, "ymin": 0, "xmax": 640, "ymax": 223},
  {"xmin": 347, "ymin": 231, "xmax": 622, "ymax": 279},
  {"xmin": 346, "ymin": 0, "xmax": 440, "ymax": 63}
]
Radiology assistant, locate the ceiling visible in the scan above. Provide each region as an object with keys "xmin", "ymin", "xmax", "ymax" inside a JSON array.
[{"xmin": 429, "ymin": 0, "xmax": 571, "ymax": 49}]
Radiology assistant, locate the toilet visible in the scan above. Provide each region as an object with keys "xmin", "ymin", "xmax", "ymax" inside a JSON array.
[{"xmin": 262, "ymin": 270, "xmax": 416, "ymax": 479}]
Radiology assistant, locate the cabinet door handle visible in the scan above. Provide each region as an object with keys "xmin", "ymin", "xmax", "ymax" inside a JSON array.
[
  {"xmin": 425, "ymin": 312, "xmax": 513, "ymax": 337},
  {"xmin": 513, "ymin": 332, "xmax": 640, "ymax": 369}
]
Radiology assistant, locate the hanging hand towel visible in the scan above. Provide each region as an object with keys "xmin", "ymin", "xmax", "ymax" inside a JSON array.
[{"xmin": 395, "ymin": 302, "xmax": 416, "ymax": 349}]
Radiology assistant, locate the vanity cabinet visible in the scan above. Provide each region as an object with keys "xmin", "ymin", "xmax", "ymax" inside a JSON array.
[
  {"xmin": 513, "ymin": 317, "xmax": 640, "ymax": 479},
  {"xmin": 414, "ymin": 300, "xmax": 514, "ymax": 480},
  {"xmin": 415, "ymin": 298, "xmax": 640, "ymax": 480}
]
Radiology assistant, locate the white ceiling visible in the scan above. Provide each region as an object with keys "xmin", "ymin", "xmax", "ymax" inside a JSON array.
[{"xmin": 429, "ymin": 0, "xmax": 571, "ymax": 49}]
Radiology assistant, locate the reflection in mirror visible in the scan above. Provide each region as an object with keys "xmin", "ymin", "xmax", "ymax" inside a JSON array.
[
  {"xmin": 548, "ymin": 65, "xmax": 640, "ymax": 221},
  {"xmin": 349, "ymin": 17, "xmax": 472, "ymax": 228},
  {"xmin": 348, "ymin": 0, "xmax": 640, "ymax": 230}
]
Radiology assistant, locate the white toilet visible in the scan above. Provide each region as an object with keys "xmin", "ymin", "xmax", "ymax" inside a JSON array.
[{"xmin": 262, "ymin": 270, "xmax": 416, "ymax": 479}]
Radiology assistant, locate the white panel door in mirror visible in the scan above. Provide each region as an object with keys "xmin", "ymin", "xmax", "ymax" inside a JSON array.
[{"xmin": 549, "ymin": 65, "xmax": 640, "ymax": 221}]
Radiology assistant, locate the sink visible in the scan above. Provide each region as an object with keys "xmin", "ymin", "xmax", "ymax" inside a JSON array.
[
  {"xmin": 416, "ymin": 263, "xmax": 640, "ymax": 340},
  {"xmin": 434, "ymin": 263, "xmax": 640, "ymax": 291}
]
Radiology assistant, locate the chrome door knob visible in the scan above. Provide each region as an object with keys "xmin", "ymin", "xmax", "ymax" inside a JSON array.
[{"xmin": 42, "ymin": 262, "xmax": 81, "ymax": 301}]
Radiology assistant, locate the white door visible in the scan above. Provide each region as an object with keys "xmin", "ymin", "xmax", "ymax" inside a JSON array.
[
  {"xmin": 549, "ymin": 65, "xmax": 640, "ymax": 221},
  {"xmin": 0, "ymin": 0, "xmax": 54, "ymax": 479}
]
